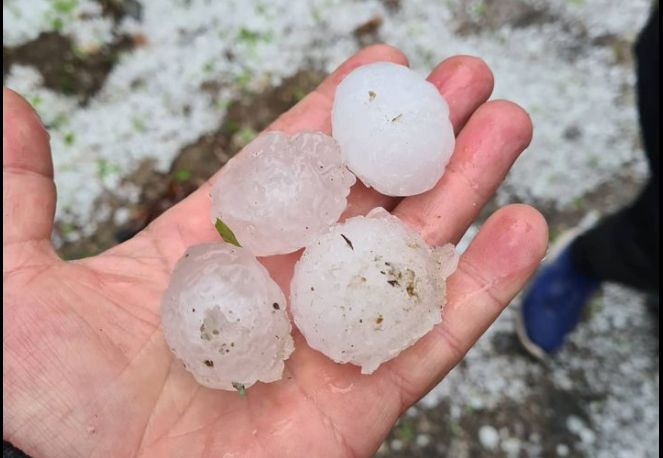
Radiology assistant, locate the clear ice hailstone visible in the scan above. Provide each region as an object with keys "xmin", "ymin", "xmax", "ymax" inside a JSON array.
[
  {"xmin": 331, "ymin": 62, "xmax": 455, "ymax": 196},
  {"xmin": 210, "ymin": 131, "xmax": 356, "ymax": 256},
  {"xmin": 161, "ymin": 243, "xmax": 294, "ymax": 390},
  {"xmin": 289, "ymin": 208, "xmax": 458, "ymax": 374}
]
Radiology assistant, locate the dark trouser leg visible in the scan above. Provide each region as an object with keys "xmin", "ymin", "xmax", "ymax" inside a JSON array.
[
  {"xmin": 570, "ymin": 180, "xmax": 659, "ymax": 292},
  {"xmin": 570, "ymin": 6, "xmax": 659, "ymax": 293}
]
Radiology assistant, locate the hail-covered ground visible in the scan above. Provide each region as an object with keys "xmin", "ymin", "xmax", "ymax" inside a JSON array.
[{"xmin": 4, "ymin": 0, "xmax": 657, "ymax": 456}]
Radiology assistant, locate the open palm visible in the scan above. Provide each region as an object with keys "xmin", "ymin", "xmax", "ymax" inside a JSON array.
[{"xmin": 4, "ymin": 45, "xmax": 547, "ymax": 458}]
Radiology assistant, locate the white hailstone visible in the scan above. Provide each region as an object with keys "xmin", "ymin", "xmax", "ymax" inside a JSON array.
[
  {"xmin": 289, "ymin": 208, "xmax": 458, "ymax": 374},
  {"xmin": 332, "ymin": 62, "xmax": 455, "ymax": 196},
  {"xmin": 210, "ymin": 131, "xmax": 356, "ymax": 256},
  {"xmin": 479, "ymin": 425, "xmax": 500, "ymax": 450},
  {"xmin": 161, "ymin": 243, "xmax": 294, "ymax": 391}
]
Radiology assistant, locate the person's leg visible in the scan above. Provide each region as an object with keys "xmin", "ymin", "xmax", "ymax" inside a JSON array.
[
  {"xmin": 572, "ymin": 6, "xmax": 659, "ymax": 293},
  {"xmin": 570, "ymin": 180, "xmax": 658, "ymax": 293},
  {"xmin": 518, "ymin": 7, "xmax": 659, "ymax": 356},
  {"xmin": 634, "ymin": 6, "xmax": 659, "ymax": 169}
]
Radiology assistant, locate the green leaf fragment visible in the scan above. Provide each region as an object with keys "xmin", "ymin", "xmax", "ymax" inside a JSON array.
[
  {"xmin": 173, "ymin": 168, "xmax": 191, "ymax": 182},
  {"xmin": 237, "ymin": 28, "xmax": 261, "ymax": 46},
  {"xmin": 202, "ymin": 61, "xmax": 214, "ymax": 73},
  {"xmin": 235, "ymin": 71, "xmax": 252, "ymax": 89},
  {"xmin": 236, "ymin": 126, "xmax": 257, "ymax": 146},
  {"xmin": 27, "ymin": 95, "xmax": 43, "ymax": 109},
  {"xmin": 51, "ymin": 17, "xmax": 64, "ymax": 31},
  {"xmin": 96, "ymin": 159, "xmax": 120, "ymax": 179},
  {"xmin": 53, "ymin": 0, "xmax": 78, "ymax": 14},
  {"xmin": 293, "ymin": 87, "xmax": 307, "ymax": 101},
  {"xmin": 131, "ymin": 117, "xmax": 146, "ymax": 132},
  {"xmin": 215, "ymin": 218, "xmax": 241, "ymax": 247},
  {"xmin": 232, "ymin": 382, "xmax": 246, "ymax": 396}
]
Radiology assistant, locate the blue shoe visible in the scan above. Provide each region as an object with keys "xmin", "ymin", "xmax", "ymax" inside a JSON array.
[{"xmin": 516, "ymin": 236, "xmax": 600, "ymax": 359}]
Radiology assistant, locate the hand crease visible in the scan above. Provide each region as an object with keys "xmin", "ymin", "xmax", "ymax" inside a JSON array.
[
  {"xmin": 380, "ymin": 362, "xmax": 417, "ymax": 413},
  {"xmin": 142, "ymin": 384, "xmax": 201, "ymax": 450},
  {"xmin": 3, "ymin": 165, "xmax": 54, "ymax": 180},
  {"xmin": 456, "ymin": 260, "xmax": 504, "ymax": 310},
  {"xmin": 445, "ymin": 163, "xmax": 490, "ymax": 201},
  {"xmin": 286, "ymin": 365, "xmax": 359, "ymax": 458},
  {"xmin": 133, "ymin": 356, "xmax": 176, "ymax": 458}
]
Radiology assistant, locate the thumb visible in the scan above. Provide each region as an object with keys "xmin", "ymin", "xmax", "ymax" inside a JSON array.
[{"xmin": 3, "ymin": 88, "xmax": 58, "ymax": 269}]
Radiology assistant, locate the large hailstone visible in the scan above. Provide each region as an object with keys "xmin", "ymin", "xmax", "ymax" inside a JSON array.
[
  {"xmin": 210, "ymin": 131, "xmax": 356, "ymax": 256},
  {"xmin": 290, "ymin": 208, "xmax": 458, "ymax": 374},
  {"xmin": 161, "ymin": 243, "xmax": 294, "ymax": 391},
  {"xmin": 332, "ymin": 62, "xmax": 455, "ymax": 196}
]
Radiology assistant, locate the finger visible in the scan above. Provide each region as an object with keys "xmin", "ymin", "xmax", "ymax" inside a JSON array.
[
  {"xmin": 284, "ymin": 205, "xmax": 548, "ymax": 455},
  {"xmin": 427, "ymin": 55, "xmax": 495, "ymax": 135},
  {"xmin": 132, "ymin": 53, "xmax": 494, "ymax": 262},
  {"xmin": 383, "ymin": 204, "xmax": 548, "ymax": 408},
  {"xmin": 394, "ymin": 100, "xmax": 533, "ymax": 246},
  {"xmin": 3, "ymin": 88, "xmax": 58, "ymax": 267}
]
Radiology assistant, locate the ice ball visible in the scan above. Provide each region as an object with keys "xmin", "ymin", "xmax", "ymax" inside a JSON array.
[
  {"xmin": 332, "ymin": 62, "xmax": 455, "ymax": 196},
  {"xmin": 289, "ymin": 208, "xmax": 458, "ymax": 374},
  {"xmin": 161, "ymin": 243, "xmax": 294, "ymax": 391},
  {"xmin": 210, "ymin": 131, "xmax": 356, "ymax": 256}
]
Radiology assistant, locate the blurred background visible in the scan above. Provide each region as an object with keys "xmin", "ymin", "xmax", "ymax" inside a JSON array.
[{"xmin": 3, "ymin": 0, "xmax": 658, "ymax": 456}]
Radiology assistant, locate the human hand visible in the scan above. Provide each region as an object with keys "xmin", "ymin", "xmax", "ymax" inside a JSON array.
[{"xmin": 3, "ymin": 45, "xmax": 547, "ymax": 457}]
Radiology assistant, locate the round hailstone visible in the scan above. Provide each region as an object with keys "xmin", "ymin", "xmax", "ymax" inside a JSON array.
[
  {"xmin": 332, "ymin": 62, "xmax": 455, "ymax": 196},
  {"xmin": 290, "ymin": 208, "xmax": 458, "ymax": 374},
  {"xmin": 210, "ymin": 131, "xmax": 356, "ymax": 256},
  {"xmin": 161, "ymin": 243, "xmax": 294, "ymax": 391}
]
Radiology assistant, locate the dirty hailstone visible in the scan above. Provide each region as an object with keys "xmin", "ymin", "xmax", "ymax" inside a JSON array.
[
  {"xmin": 289, "ymin": 208, "xmax": 458, "ymax": 374},
  {"xmin": 210, "ymin": 131, "xmax": 356, "ymax": 256},
  {"xmin": 161, "ymin": 243, "xmax": 294, "ymax": 390},
  {"xmin": 331, "ymin": 62, "xmax": 455, "ymax": 196}
]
